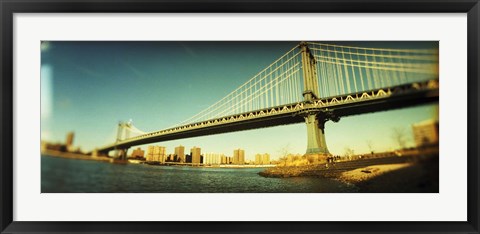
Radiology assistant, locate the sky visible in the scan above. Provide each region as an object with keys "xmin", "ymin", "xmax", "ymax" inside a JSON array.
[{"xmin": 40, "ymin": 41, "xmax": 438, "ymax": 160}]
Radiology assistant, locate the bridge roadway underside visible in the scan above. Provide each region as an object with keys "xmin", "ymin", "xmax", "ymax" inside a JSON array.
[{"xmin": 99, "ymin": 88, "xmax": 438, "ymax": 153}]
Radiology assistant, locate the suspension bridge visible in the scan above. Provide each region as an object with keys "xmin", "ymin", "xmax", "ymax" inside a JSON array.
[{"xmin": 92, "ymin": 42, "xmax": 439, "ymax": 161}]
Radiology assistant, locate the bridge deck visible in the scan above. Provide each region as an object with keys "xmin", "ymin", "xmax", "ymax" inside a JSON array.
[{"xmin": 94, "ymin": 80, "xmax": 438, "ymax": 153}]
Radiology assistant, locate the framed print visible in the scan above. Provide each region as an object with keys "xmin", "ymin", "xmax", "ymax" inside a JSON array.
[{"xmin": 1, "ymin": 0, "xmax": 479, "ymax": 233}]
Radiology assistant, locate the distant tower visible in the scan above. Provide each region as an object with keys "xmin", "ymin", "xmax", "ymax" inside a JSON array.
[
  {"xmin": 191, "ymin": 146, "xmax": 201, "ymax": 164},
  {"xmin": 66, "ymin": 132, "xmax": 74, "ymax": 151},
  {"xmin": 239, "ymin": 150, "xmax": 245, "ymax": 165},
  {"xmin": 146, "ymin": 146, "xmax": 154, "ymax": 161},
  {"xmin": 255, "ymin": 154, "xmax": 262, "ymax": 165},
  {"xmin": 221, "ymin": 155, "xmax": 227, "ymax": 164},
  {"xmin": 233, "ymin": 150, "xmax": 239, "ymax": 164},
  {"xmin": 175, "ymin": 145, "xmax": 185, "ymax": 163},
  {"xmin": 262, "ymin": 153, "xmax": 270, "ymax": 165},
  {"xmin": 233, "ymin": 149, "xmax": 245, "ymax": 165},
  {"xmin": 146, "ymin": 145, "xmax": 166, "ymax": 163}
]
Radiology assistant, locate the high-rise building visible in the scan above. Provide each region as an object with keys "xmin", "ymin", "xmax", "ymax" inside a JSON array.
[
  {"xmin": 205, "ymin": 153, "xmax": 210, "ymax": 165},
  {"xmin": 66, "ymin": 132, "xmax": 74, "ymax": 152},
  {"xmin": 255, "ymin": 154, "xmax": 262, "ymax": 165},
  {"xmin": 412, "ymin": 119, "xmax": 439, "ymax": 147},
  {"xmin": 146, "ymin": 145, "xmax": 166, "ymax": 163},
  {"xmin": 146, "ymin": 146, "xmax": 154, "ymax": 161},
  {"xmin": 239, "ymin": 151, "xmax": 245, "ymax": 165},
  {"xmin": 191, "ymin": 146, "xmax": 201, "ymax": 164},
  {"xmin": 221, "ymin": 155, "xmax": 227, "ymax": 164},
  {"xmin": 262, "ymin": 153, "xmax": 270, "ymax": 165},
  {"xmin": 175, "ymin": 145, "xmax": 185, "ymax": 163},
  {"xmin": 130, "ymin": 147, "xmax": 145, "ymax": 159},
  {"xmin": 254, "ymin": 153, "xmax": 270, "ymax": 165},
  {"xmin": 204, "ymin": 153, "xmax": 221, "ymax": 165},
  {"xmin": 234, "ymin": 149, "xmax": 245, "ymax": 165},
  {"xmin": 233, "ymin": 152, "xmax": 239, "ymax": 164}
]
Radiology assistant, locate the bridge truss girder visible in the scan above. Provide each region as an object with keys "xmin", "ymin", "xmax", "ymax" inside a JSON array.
[{"xmin": 94, "ymin": 81, "xmax": 438, "ymax": 157}]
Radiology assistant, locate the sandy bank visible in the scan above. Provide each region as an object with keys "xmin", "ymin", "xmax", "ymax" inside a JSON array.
[
  {"xmin": 259, "ymin": 155, "xmax": 414, "ymax": 178},
  {"xmin": 343, "ymin": 161, "xmax": 438, "ymax": 193},
  {"xmin": 338, "ymin": 163, "xmax": 411, "ymax": 184},
  {"xmin": 259, "ymin": 155, "xmax": 439, "ymax": 192}
]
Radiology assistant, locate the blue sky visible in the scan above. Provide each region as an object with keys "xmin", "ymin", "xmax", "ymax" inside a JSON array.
[{"xmin": 41, "ymin": 41, "xmax": 438, "ymax": 160}]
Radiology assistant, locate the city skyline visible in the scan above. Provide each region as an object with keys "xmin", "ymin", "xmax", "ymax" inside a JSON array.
[{"xmin": 41, "ymin": 41, "xmax": 438, "ymax": 160}]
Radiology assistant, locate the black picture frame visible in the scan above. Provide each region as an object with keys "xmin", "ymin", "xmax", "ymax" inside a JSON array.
[{"xmin": 1, "ymin": 0, "xmax": 479, "ymax": 233}]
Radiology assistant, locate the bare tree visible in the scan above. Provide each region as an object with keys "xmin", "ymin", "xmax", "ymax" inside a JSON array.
[
  {"xmin": 366, "ymin": 140, "xmax": 374, "ymax": 153},
  {"xmin": 392, "ymin": 127, "xmax": 407, "ymax": 149},
  {"xmin": 344, "ymin": 147, "xmax": 354, "ymax": 157},
  {"xmin": 277, "ymin": 144, "xmax": 291, "ymax": 166},
  {"xmin": 278, "ymin": 144, "xmax": 291, "ymax": 158}
]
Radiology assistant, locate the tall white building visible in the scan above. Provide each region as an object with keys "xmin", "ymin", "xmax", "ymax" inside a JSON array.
[
  {"xmin": 146, "ymin": 145, "xmax": 166, "ymax": 163},
  {"xmin": 412, "ymin": 119, "xmax": 439, "ymax": 147},
  {"xmin": 204, "ymin": 153, "xmax": 221, "ymax": 165}
]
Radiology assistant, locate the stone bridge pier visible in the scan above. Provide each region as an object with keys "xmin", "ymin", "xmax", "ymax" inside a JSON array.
[{"xmin": 302, "ymin": 108, "xmax": 340, "ymax": 163}]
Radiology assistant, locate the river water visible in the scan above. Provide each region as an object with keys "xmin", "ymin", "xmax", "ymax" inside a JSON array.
[{"xmin": 41, "ymin": 155, "xmax": 356, "ymax": 193}]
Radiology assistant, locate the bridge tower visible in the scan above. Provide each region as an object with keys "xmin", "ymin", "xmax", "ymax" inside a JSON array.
[
  {"xmin": 114, "ymin": 121, "xmax": 130, "ymax": 160},
  {"xmin": 300, "ymin": 42, "xmax": 338, "ymax": 162}
]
